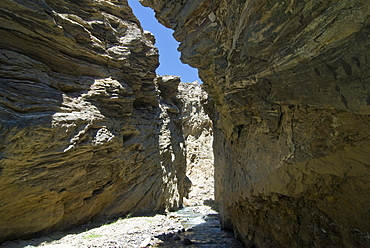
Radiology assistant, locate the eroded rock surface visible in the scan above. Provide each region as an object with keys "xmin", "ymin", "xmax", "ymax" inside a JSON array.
[
  {"xmin": 178, "ymin": 82, "xmax": 214, "ymax": 207},
  {"xmin": 141, "ymin": 0, "xmax": 370, "ymax": 247},
  {"xmin": 156, "ymin": 77, "xmax": 214, "ymax": 207},
  {"xmin": 0, "ymin": 0, "xmax": 191, "ymax": 242}
]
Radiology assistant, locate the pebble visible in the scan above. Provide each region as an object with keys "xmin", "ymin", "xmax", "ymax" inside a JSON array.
[
  {"xmin": 172, "ymin": 234, "xmax": 181, "ymax": 241},
  {"xmin": 183, "ymin": 237, "xmax": 194, "ymax": 245},
  {"xmin": 40, "ymin": 245, "xmax": 76, "ymax": 248},
  {"xmin": 139, "ymin": 236, "xmax": 152, "ymax": 247}
]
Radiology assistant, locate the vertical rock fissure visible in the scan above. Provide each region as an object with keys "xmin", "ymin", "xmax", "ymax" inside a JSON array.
[
  {"xmin": 178, "ymin": 82, "xmax": 214, "ymax": 207},
  {"xmin": 155, "ymin": 76, "xmax": 215, "ymax": 208}
]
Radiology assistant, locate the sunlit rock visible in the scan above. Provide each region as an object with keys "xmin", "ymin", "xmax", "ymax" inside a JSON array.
[{"xmin": 0, "ymin": 0, "xmax": 192, "ymax": 242}]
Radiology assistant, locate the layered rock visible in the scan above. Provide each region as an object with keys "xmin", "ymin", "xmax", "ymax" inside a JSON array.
[
  {"xmin": 0, "ymin": 0, "xmax": 190, "ymax": 242},
  {"xmin": 178, "ymin": 82, "xmax": 214, "ymax": 206},
  {"xmin": 141, "ymin": 0, "xmax": 370, "ymax": 247},
  {"xmin": 156, "ymin": 77, "xmax": 214, "ymax": 207}
]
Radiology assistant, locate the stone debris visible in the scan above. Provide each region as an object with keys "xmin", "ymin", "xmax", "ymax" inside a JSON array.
[
  {"xmin": 1, "ymin": 206, "xmax": 244, "ymax": 248},
  {"xmin": 182, "ymin": 238, "xmax": 193, "ymax": 245},
  {"xmin": 139, "ymin": 236, "xmax": 152, "ymax": 248}
]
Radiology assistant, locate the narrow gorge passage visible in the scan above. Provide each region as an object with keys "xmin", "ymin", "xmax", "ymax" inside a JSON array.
[{"xmin": 2, "ymin": 0, "xmax": 369, "ymax": 247}]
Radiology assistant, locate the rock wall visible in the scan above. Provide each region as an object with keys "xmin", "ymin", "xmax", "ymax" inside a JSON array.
[
  {"xmin": 155, "ymin": 77, "xmax": 214, "ymax": 207},
  {"xmin": 141, "ymin": 0, "xmax": 370, "ymax": 247},
  {"xmin": 0, "ymin": 0, "xmax": 191, "ymax": 242},
  {"xmin": 178, "ymin": 82, "xmax": 214, "ymax": 207}
]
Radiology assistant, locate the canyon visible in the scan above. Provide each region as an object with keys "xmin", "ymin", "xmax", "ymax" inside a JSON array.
[{"xmin": 1, "ymin": 0, "xmax": 370, "ymax": 247}]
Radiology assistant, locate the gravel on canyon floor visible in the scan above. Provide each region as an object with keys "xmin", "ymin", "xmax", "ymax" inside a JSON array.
[{"xmin": 1, "ymin": 206, "xmax": 244, "ymax": 248}]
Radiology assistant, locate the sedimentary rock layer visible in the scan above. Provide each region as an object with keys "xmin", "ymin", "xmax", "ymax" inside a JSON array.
[
  {"xmin": 141, "ymin": 0, "xmax": 370, "ymax": 247},
  {"xmin": 178, "ymin": 82, "xmax": 214, "ymax": 206},
  {"xmin": 155, "ymin": 76, "xmax": 214, "ymax": 207},
  {"xmin": 0, "ymin": 0, "xmax": 190, "ymax": 242}
]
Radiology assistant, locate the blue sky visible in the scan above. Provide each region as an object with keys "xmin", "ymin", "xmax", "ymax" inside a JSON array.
[{"xmin": 128, "ymin": 0, "xmax": 201, "ymax": 83}]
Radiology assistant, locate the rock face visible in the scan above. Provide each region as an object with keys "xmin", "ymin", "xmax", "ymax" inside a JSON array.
[
  {"xmin": 0, "ymin": 0, "xmax": 192, "ymax": 242},
  {"xmin": 156, "ymin": 77, "xmax": 214, "ymax": 207},
  {"xmin": 141, "ymin": 0, "xmax": 370, "ymax": 247},
  {"xmin": 178, "ymin": 82, "xmax": 214, "ymax": 206}
]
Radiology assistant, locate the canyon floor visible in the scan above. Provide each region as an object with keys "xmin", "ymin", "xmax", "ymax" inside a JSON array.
[{"xmin": 1, "ymin": 206, "xmax": 243, "ymax": 248}]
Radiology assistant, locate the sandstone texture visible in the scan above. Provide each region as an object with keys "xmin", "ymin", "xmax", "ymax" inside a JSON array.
[
  {"xmin": 141, "ymin": 0, "xmax": 370, "ymax": 247},
  {"xmin": 0, "ymin": 0, "xmax": 193, "ymax": 242}
]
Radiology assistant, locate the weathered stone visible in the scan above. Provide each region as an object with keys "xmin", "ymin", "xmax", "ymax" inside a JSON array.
[
  {"xmin": 155, "ymin": 75, "xmax": 191, "ymax": 209},
  {"xmin": 172, "ymin": 234, "xmax": 181, "ymax": 241},
  {"xmin": 178, "ymin": 82, "xmax": 214, "ymax": 207},
  {"xmin": 183, "ymin": 237, "xmax": 193, "ymax": 245},
  {"xmin": 155, "ymin": 77, "xmax": 214, "ymax": 208},
  {"xmin": 0, "ymin": 0, "xmax": 191, "ymax": 242},
  {"xmin": 139, "ymin": 236, "xmax": 152, "ymax": 247},
  {"xmin": 141, "ymin": 0, "xmax": 370, "ymax": 247}
]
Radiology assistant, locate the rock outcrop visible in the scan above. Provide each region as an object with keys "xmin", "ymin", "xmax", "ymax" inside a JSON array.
[
  {"xmin": 156, "ymin": 77, "xmax": 214, "ymax": 207},
  {"xmin": 0, "ymin": 0, "xmax": 191, "ymax": 242},
  {"xmin": 178, "ymin": 82, "xmax": 214, "ymax": 207},
  {"xmin": 141, "ymin": 0, "xmax": 370, "ymax": 247}
]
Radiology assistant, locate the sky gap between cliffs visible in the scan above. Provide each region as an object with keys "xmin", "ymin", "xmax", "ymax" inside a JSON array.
[{"xmin": 128, "ymin": 0, "xmax": 202, "ymax": 84}]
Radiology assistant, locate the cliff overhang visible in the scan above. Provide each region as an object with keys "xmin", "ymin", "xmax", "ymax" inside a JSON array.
[{"xmin": 141, "ymin": 0, "xmax": 370, "ymax": 246}]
